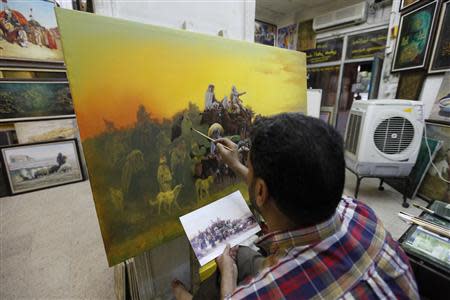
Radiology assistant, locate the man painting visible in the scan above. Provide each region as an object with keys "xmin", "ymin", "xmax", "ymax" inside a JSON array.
[{"xmin": 172, "ymin": 113, "xmax": 418, "ymax": 299}]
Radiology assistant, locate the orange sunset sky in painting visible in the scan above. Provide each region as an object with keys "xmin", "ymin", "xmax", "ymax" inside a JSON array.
[{"xmin": 56, "ymin": 9, "xmax": 307, "ymax": 139}]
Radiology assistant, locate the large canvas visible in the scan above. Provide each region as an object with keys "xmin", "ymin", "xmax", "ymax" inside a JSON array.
[
  {"xmin": 0, "ymin": 81, "xmax": 75, "ymax": 121},
  {"xmin": 418, "ymin": 122, "xmax": 450, "ymax": 202},
  {"xmin": 0, "ymin": 0, "xmax": 63, "ymax": 62},
  {"xmin": 428, "ymin": 72, "xmax": 450, "ymax": 124},
  {"xmin": 392, "ymin": 1, "xmax": 437, "ymax": 72},
  {"xmin": 1, "ymin": 139, "xmax": 83, "ymax": 194},
  {"xmin": 56, "ymin": 9, "xmax": 307, "ymax": 266}
]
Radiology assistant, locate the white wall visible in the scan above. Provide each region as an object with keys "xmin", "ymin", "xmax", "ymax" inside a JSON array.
[{"xmin": 93, "ymin": 0, "xmax": 255, "ymax": 42}]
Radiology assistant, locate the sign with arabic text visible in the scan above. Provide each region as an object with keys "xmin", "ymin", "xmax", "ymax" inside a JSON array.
[
  {"xmin": 306, "ymin": 38, "xmax": 343, "ymax": 65},
  {"xmin": 346, "ymin": 29, "xmax": 388, "ymax": 59}
]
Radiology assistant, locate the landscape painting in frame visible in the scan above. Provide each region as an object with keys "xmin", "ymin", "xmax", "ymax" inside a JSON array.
[
  {"xmin": 418, "ymin": 122, "xmax": 450, "ymax": 203},
  {"xmin": 14, "ymin": 119, "xmax": 78, "ymax": 144},
  {"xmin": 0, "ymin": 0, "xmax": 64, "ymax": 62},
  {"xmin": 55, "ymin": 9, "xmax": 307, "ymax": 266},
  {"xmin": 392, "ymin": 1, "xmax": 438, "ymax": 72},
  {"xmin": 0, "ymin": 81, "xmax": 74, "ymax": 121},
  {"xmin": 1, "ymin": 139, "xmax": 83, "ymax": 194}
]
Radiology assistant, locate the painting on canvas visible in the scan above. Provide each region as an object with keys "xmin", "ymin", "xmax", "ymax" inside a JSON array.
[
  {"xmin": 254, "ymin": 20, "xmax": 276, "ymax": 46},
  {"xmin": 277, "ymin": 24, "xmax": 297, "ymax": 50},
  {"xmin": 56, "ymin": 9, "xmax": 307, "ymax": 266},
  {"xmin": 428, "ymin": 72, "xmax": 450, "ymax": 124},
  {"xmin": 0, "ymin": 0, "xmax": 64, "ymax": 62},
  {"xmin": 1, "ymin": 139, "xmax": 83, "ymax": 194},
  {"xmin": 0, "ymin": 81, "xmax": 74, "ymax": 121},
  {"xmin": 14, "ymin": 119, "xmax": 78, "ymax": 144}
]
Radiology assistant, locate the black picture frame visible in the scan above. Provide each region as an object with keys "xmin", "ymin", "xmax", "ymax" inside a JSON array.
[
  {"xmin": 392, "ymin": 1, "xmax": 438, "ymax": 72},
  {"xmin": 0, "ymin": 138, "xmax": 84, "ymax": 195},
  {"xmin": 429, "ymin": 0, "xmax": 450, "ymax": 73},
  {"xmin": 395, "ymin": 69, "xmax": 427, "ymax": 100}
]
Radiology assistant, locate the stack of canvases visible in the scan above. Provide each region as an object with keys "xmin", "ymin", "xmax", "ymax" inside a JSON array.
[
  {"xmin": 385, "ymin": 0, "xmax": 450, "ymax": 201},
  {"xmin": 0, "ymin": 0, "xmax": 85, "ymax": 197}
]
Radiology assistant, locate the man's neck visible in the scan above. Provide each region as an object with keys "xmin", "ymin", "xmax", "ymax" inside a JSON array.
[{"xmin": 262, "ymin": 201, "xmax": 298, "ymax": 232}]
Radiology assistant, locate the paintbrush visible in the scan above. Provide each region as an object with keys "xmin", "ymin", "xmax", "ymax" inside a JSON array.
[
  {"xmin": 398, "ymin": 212, "xmax": 450, "ymax": 239},
  {"xmin": 191, "ymin": 127, "xmax": 234, "ymax": 152},
  {"xmin": 412, "ymin": 203, "xmax": 450, "ymax": 223}
]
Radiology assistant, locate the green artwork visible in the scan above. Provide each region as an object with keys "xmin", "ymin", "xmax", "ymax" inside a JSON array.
[
  {"xmin": 0, "ymin": 82, "xmax": 75, "ymax": 121},
  {"xmin": 393, "ymin": 1, "xmax": 437, "ymax": 71},
  {"xmin": 386, "ymin": 137, "xmax": 442, "ymax": 199},
  {"xmin": 418, "ymin": 123, "xmax": 450, "ymax": 203}
]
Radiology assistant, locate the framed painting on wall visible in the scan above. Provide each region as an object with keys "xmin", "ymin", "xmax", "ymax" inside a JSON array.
[
  {"xmin": 395, "ymin": 69, "xmax": 426, "ymax": 100},
  {"xmin": 429, "ymin": 0, "xmax": 450, "ymax": 73},
  {"xmin": 0, "ymin": 0, "xmax": 64, "ymax": 63},
  {"xmin": 254, "ymin": 20, "xmax": 276, "ymax": 46},
  {"xmin": 277, "ymin": 23, "xmax": 297, "ymax": 50},
  {"xmin": 392, "ymin": 1, "xmax": 438, "ymax": 72},
  {"xmin": 56, "ymin": 8, "xmax": 307, "ymax": 266},
  {"xmin": 0, "ymin": 139, "xmax": 84, "ymax": 195},
  {"xmin": 0, "ymin": 81, "xmax": 75, "ymax": 121},
  {"xmin": 297, "ymin": 20, "xmax": 315, "ymax": 52},
  {"xmin": 418, "ymin": 122, "xmax": 450, "ymax": 203},
  {"xmin": 428, "ymin": 72, "xmax": 450, "ymax": 124}
]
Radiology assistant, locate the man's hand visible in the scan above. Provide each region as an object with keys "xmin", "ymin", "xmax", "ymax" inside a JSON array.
[
  {"xmin": 215, "ymin": 138, "xmax": 239, "ymax": 168},
  {"xmin": 216, "ymin": 244, "xmax": 238, "ymax": 299},
  {"xmin": 215, "ymin": 138, "xmax": 249, "ymax": 183}
]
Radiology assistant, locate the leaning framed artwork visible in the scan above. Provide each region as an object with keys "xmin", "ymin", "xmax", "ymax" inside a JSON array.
[
  {"xmin": 429, "ymin": 0, "xmax": 450, "ymax": 74},
  {"xmin": 0, "ymin": 0, "xmax": 64, "ymax": 63},
  {"xmin": 0, "ymin": 139, "xmax": 84, "ymax": 195},
  {"xmin": 0, "ymin": 81, "xmax": 75, "ymax": 122},
  {"xmin": 56, "ymin": 9, "xmax": 307, "ymax": 266},
  {"xmin": 418, "ymin": 122, "xmax": 450, "ymax": 203},
  {"xmin": 392, "ymin": 1, "xmax": 438, "ymax": 72},
  {"xmin": 14, "ymin": 118, "xmax": 78, "ymax": 144}
]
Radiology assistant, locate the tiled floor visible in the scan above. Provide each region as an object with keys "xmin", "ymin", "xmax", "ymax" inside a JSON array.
[{"xmin": 0, "ymin": 170, "xmax": 428, "ymax": 299}]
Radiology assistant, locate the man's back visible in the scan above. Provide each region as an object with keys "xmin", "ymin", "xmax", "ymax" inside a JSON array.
[{"xmin": 232, "ymin": 196, "xmax": 419, "ymax": 299}]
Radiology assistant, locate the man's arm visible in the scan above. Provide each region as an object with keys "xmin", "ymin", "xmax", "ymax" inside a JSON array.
[
  {"xmin": 216, "ymin": 245, "xmax": 238, "ymax": 299},
  {"xmin": 215, "ymin": 138, "xmax": 249, "ymax": 184}
]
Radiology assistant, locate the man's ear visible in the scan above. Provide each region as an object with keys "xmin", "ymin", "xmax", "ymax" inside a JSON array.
[{"xmin": 255, "ymin": 178, "xmax": 269, "ymax": 207}]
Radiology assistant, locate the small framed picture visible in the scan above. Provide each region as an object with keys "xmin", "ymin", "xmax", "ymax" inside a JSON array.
[
  {"xmin": 319, "ymin": 107, "xmax": 334, "ymax": 125},
  {"xmin": 1, "ymin": 139, "xmax": 84, "ymax": 195},
  {"xmin": 392, "ymin": 1, "xmax": 438, "ymax": 72}
]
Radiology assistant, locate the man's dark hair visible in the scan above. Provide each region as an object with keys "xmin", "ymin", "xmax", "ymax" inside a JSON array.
[{"xmin": 249, "ymin": 113, "xmax": 345, "ymax": 226}]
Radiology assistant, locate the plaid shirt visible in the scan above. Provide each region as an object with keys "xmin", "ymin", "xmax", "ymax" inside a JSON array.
[{"xmin": 231, "ymin": 196, "xmax": 419, "ymax": 299}]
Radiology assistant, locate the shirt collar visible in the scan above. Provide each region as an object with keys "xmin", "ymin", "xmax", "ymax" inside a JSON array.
[{"xmin": 255, "ymin": 211, "xmax": 342, "ymax": 255}]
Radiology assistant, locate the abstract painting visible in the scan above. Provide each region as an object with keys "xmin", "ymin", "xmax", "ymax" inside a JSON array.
[
  {"xmin": 418, "ymin": 122, "xmax": 450, "ymax": 203},
  {"xmin": 14, "ymin": 119, "xmax": 78, "ymax": 144},
  {"xmin": 254, "ymin": 20, "xmax": 276, "ymax": 46},
  {"xmin": 428, "ymin": 72, "xmax": 450, "ymax": 124},
  {"xmin": 429, "ymin": 0, "xmax": 450, "ymax": 73},
  {"xmin": 392, "ymin": 1, "xmax": 438, "ymax": 72},
  {"xmin": 277, "ymin": 23, "xmax": 297, "ymax": 50},
  {"xmin": 1, "ymin": 139, "xmax": 83, "ymax": 194},
  {"xmin": 0, "ymin": 0, "xmax": 64, "ymax": 62},
  {"xmin": 0, "ymin": 81, "xmax": 75, "ymax": 121},
  {"xmin": 56, "ymin": 9, "xmax": 307, "ymax": 266}
]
